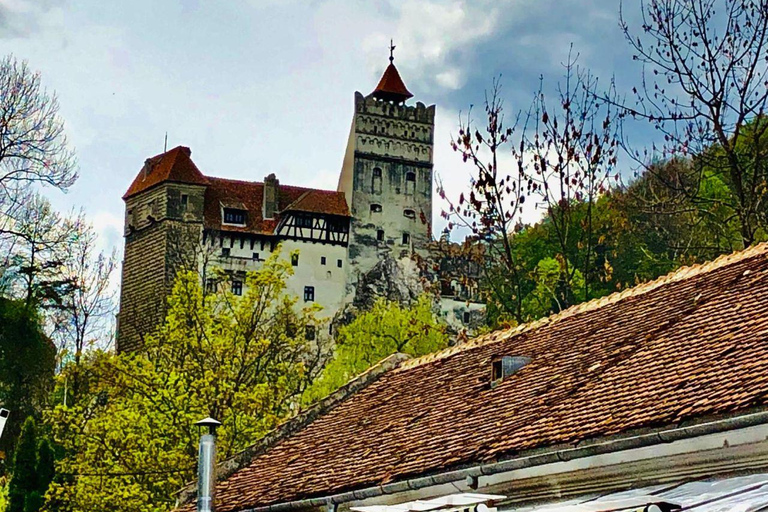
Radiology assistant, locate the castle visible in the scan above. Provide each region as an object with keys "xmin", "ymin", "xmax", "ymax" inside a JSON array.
[{"xmin": 116, "ymin": 55, "xmax": 479, "ymax": 353}]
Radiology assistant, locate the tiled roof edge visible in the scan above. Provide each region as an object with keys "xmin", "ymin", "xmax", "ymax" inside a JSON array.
[
  {"xmin": 177, "ymin": 352, "xmax": 411, "ymax": 506},
  {"xmin": 398, "ymin": 242, "xmax": 768, "ymax": 371}
]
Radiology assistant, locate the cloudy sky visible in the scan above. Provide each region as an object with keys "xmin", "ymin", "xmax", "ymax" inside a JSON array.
[{"xmin": 2, "ymin": 0, "xmax": 652, "ymax": 254}]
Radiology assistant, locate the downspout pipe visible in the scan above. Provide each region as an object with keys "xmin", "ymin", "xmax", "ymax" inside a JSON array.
[{"xmin": 240, "ymin": 410, "xmax": 768, "ymax": 512}]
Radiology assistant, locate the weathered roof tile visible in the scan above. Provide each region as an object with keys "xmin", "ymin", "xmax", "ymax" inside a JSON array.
[{"xmin": 185, "ymin": 243, "xmax": 768, "ymax": 512}]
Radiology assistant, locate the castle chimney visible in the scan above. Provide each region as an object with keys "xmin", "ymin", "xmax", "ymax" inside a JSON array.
[
  {"xmin": 195, "ymin": 417, "xmax": 221, "ymax": 512},
  {"xmin": 263, "ymin": 174, "xmax": 279, "ymax": 220}
]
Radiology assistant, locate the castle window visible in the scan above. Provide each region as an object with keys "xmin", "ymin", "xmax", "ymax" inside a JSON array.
[
  {"xmin": 403, "ymin": 209, "xmax": 416, "ymax": 219},
  {"xmin": 291, "ymin": 253, "xmax": 299, "ymax": 266},
  {"xmin": 337, "ymin": 259, "xmax": 343, "ymax": 268},
  {"xmin": 180, "ymin": 194, "xmax": 188, "ymax": 212},
  {"xmin": 304, "ymin": 286, "xmax": 315, "ymax": 302},
  {"xmin": 222, "ymin": 247, "xmax": 230, "ymax": 257},
  {"xmin": 402, "ymin": 232, "xmax": 410, "ymax": 245},
  {"xmin": 305, "ymin": 325, "xmax": 316, "ymax": 341},
  {"xmin": 296, "ymin": 215, "xmax": 313, "ymax": 228},
  {"xmin": 405, "ymin": 172, "xmax": 416, "ymax": 195},
  {"xmin": 377, "ymin": 229, "xmax": 385, "ymax": 241},
  {"xmin": 232, "ymin": 280, "xmax": 243, "ymax": 296},
  {"xmin": 372, "ymin": 167, "xmax": 382, "ymax": 194},
  {"xmin": 321, "ymin": 256, "xmax": 327, "ymax": 265},
  {"xmin": 463, "ymin": 311, "xmax": 471, "ymax": 323},
  {"xmin": 370, "ymin": 203, "xmax": 382, "ymax": 213},
  {"xmin": 252, "ymin": 252, "xmax": 259, "ymax": 260},
  {"xmin": 223, "ymin": 208, "xmax": 247, "ymax": 226}
]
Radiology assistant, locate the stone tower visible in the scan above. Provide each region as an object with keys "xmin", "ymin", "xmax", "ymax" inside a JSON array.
[
  {"xmin": 116, "ymin": 146, "xmax": 208, "ymax": 353},
  {"xmin": 337, "ymin": 55, "xmax": 435, "ymax": 295}
]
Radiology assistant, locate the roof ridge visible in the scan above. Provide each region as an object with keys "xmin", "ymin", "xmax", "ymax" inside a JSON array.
[
  {"xmin": 398, "ymin": 242, "xmax": 768, "ymax": 371},
  {"xmin": 177, "ymin": 352, "xmax": 411, "ymax": 507},
  {"xmin": 206, "ymin": 175, "xmax": 340, "ymax": 195}
]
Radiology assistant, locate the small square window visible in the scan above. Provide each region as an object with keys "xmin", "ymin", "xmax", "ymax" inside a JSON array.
[
  {"xmin": 223, "ymin": 208, "xmax": 247, "ymax": 225},
  {"xmin": 463, "ymin": 311, "xmax": 471, "ymax": 323},
  {"xmin": 232, "ymin": 281, "xmax": 243, "ymax": 296},
  {"xmin": 252, "ymin": 252, "xmax": 259, "ymax": 260},
  {"xmin": 304, "ymin": 286, "xmax": 315, "ymax": 302},
  {"xmin": 337, "ymin": 259, "xmax": 343, "ymax": 268},
  {"xmin": 377, "ymin": 229, "xmax": 385, "ymax": 241},
  {"xmin": 402, "ymin": 232, "xmax": 410, "ymax": 245},
  {"xmin": 222, "ymin": 247, "xmax": 231, "ymax": 257},
  {"xmin": 291, "ymin": 253, "xmax": 299, "ymax": 266},
  {"xmin": 321, "ymin": 256, "xmax": 327, "ymax": 265}
]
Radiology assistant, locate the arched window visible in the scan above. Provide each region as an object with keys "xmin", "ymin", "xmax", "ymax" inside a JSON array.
[
  {"xmin": 405, "ymin": 171, "xmax": 416, "ymax": 195},
  {"xmin": 372, "ymin": 167, "xmax": 382, "ymax": 194}
]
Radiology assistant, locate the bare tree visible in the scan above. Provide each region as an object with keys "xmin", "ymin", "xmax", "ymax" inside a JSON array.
[
  {"xmin": 527, "ymin": 51, "xmax": 622, "ymax": 304},
  {"xmin": 440, "ymin": 80, "xmax": 529, "ymax": 321},
  {"xmin": 51, "ymin": 220, "xmax": 117, "ymax": 395},
  {"xmin": 0, "ymin": 194, "xmax": 79, "ymax": 306},
  {"xmin": 620, "ymin": 0, "xmax": 768, "ymax": 247},
  {"xmin": 0, "ymin": 55, "xmax": 77, "ymax": 231}
]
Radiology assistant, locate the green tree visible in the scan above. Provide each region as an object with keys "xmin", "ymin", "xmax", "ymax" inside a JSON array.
[
  {"xmin": 7, "ymin": 417, "xmax": 36, "ymax": 512},
  {"xmin": 0, "ymin": 299, "xmax": 54, "ymax": 463},
  {"xmin": 47, "ymin": 252, "xmax": 327, "ymax": 512},
  {"xmin": 304, "ymin": 296, "xmax": 448, "ymax": 404}
]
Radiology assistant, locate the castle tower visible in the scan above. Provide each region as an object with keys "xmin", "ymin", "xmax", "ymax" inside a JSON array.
[
  {"xmin": 337, "ymin": 50, "xmax": 436, "ymax": 294},
  {"xmin": 116, "ymin": 146, "xmax": 208, "ymax": 353}
]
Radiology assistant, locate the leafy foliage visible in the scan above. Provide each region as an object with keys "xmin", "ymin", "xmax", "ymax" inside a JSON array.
[
  {"xmin": 46, "ymin": 251, "xmax": 327, "ymax": 512},
  {"xmin": 0, "ymin": 300, "xmax": 54, "ymax": 464},
  {"xmin": 304, "ymin": 296, "xmax": 448, "ymax": 404},
  {"xmin": 7, "ymin": 417, "xmax": 53, "ymax": 512}
]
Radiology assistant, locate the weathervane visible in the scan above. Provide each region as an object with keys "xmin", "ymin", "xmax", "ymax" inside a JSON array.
[{"xmin": 389, "ymin": 39, "xmax": 396, "ymax": 63}]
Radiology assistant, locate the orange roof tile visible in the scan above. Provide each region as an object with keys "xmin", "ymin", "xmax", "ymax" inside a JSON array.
[
  {"xmin": 283, "ymin": 189, "xmax": 350, "ymax": 217},
  {"xmin": 182, "ymin": 243, "xmax": 768, "ymax": 512},
  {"xmin": 371, "ymin": 63, "xmax": 413, "ymax": 103},
  {"xmin": 123, "ymin": 146, "xmax": 209, "ymax": 199},
  {"xmin": 203, "ymin": 177, "xmax": 349, "ymax": 235}
]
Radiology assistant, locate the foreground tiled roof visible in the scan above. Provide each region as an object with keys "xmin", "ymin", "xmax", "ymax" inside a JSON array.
[
  {"xmin": 371, "ymin": 63, "xmax": 413, "ymax": 103},
  {"xmin": 123, "ymin": 146, "xmax": 209, "ymax": 199},
  {"xmin": 189, "ymin": 243, "xmax": 768, "ymax": 512}
]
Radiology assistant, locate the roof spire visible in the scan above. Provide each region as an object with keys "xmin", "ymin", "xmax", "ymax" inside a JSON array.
[{"xmin": 370, "ymin": 41, "xmax": 413, "ymax": 104}]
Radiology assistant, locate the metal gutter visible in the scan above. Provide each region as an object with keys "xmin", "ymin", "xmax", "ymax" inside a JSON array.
[{"xmin": 240, "ymin": 410, "xmax": 768, "ymax": 512}]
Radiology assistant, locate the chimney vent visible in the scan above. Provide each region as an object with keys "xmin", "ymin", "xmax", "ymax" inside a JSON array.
[
  {"xmin": 195, "ymin": 417, "xmax": 221, "ymax": 512},
  {"xmin": 491, "ymin": 356, "xmax": 530, "ymax": 386},
  {"xmin": 263, "ymin": 174, "xmax": 279, "ymax": 220}
]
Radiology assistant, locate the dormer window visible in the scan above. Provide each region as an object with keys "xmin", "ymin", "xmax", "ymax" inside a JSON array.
[{"xmin": 223, "ymin": 208, "xmax": 247, "ymax": 226}]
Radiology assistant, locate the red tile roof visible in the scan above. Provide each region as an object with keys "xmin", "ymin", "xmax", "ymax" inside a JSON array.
[
  {"xmin": 203, "ymin": 177, "xmax": 350, "ymax": 235},
  {"xmin": 123, "ymin": 147, "xmax": 350, "ymax": 232},
  {"xmin": 283, "ymin": 189, "xmax": 351, "ymax": 217},
  {"xmin": 184, "ymin": 243, "xmax": 768, "ymax": 512},
  {"xmin": 123, "ymin": 146, "xmax": 209, "ymax": 199},
  {"xmin": 371, "ymin": 63, "xmax": 413, "ymax": 103}
]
